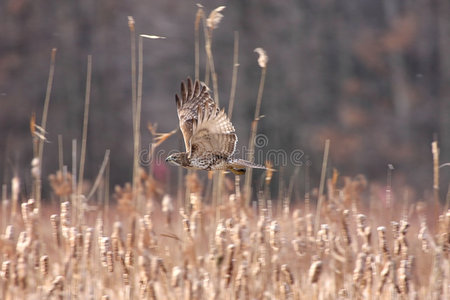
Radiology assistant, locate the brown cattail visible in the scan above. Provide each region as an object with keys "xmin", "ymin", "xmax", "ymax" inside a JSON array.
[
  {"xmin": 50, "ymin": 214, "xmax": 61, "ymax": 247},
  {"xmin": 162, "ymin": 194, "xmax": 174, "ymax": 224},
  {"xmin": 48, "ymin": 275, "xmax": 64, "ymax": 298},
  {"xmin": 3, "ymin": 225, "xmax": 14, "ymax": 242},
  {"xmin": 223, "ymin": 244, "xmax": 235, "ymax": 288},
  {"xmin": 16, "ymin": 231, "xmax": 31, "ymax": 255},
  {"xmin": 235, "ymin": 260, "xmax": 249, "ymax": 299},
  {"xmin": 125, "ymin": 248, "xmax": 134, "ymax": 269},
  {"xmin": 391, "ymin": 221, "xmax": 400, "ymax": 256},
  {"xmin": 138, "ymin": 255, "xmax": 149, "ymax": 284},
  {"xmin": 206, "ymin": 6, "xmax": 225, "ymax": 30},
  {"xmin": 32, "ymin": 240, "xmax": 41, "ymax": 269},
  {"xmin": 17, "ymin": 255, "xmax": 27, "ymax": 289},
  {"xmin": 84, "ymin": 227, "xmax": 93, "ymax": 260},
  {"xmin": 377, "ymin": 226, "xmax": 390, "ymax": 260},
  {"xmin": 0, "ymin": 260, "xmax": 11, "ymax": 281},
  {"xmin": 364, "ymin": 254, "xmax": 374, "ymax": 292},
  {"xmin": 398, "ymin": 219, "xmax": 409, "ymax": 258},
  {"xmin": 11, "ymin": 177, "xmax": 19, "ymax": 217},
  {"xmin": 356, "ymin": 214, "xmax": 367, "ymax": 238},
  {"xmin": 60, "ymin": 201, "xmax": 71, "ymax": 240},
  {"xmin": 40, "ymin": 255, "xmax": 49, "ymax": 277},
  {"xmin": 362, "ymin": 226, "xmax": 372, "ymax": 254},
  {"xmin": 111, "ymin": 222, "xmax": 124, "ymax": 261},
  {"xmin": 171, "ymin": 266, "xmax": 183, "ymax": 287},
  {"xmin": 215, "ymin": 221, "xmax": 227, "ymax": 257},
  {"xmin": 292, "ymin": 238, "xmax": 306, "ymax": 257},
  {"xmin": 69, "ymin": 227, "xmax": 78, "ymax": 259},
  {"xmin": 308, "ymin": 258, "xmax": 322, "ymax": 284},
  {"xmin": 100, "ymin": 237, "xmax": 111, "ymax": 268},
  {"xmin": 279, "ymin": 282, "xmax": 292, "ymax": 299},
  {"xmin": 316, "ymin": 224, "xmax": 330, "ymax": 254},
  {"xmin": 269, "ymin": 221, "xmax": 280, "ymax": 252},
  {"xmin": 306, "ymin": 213, "xmax": 314, "ymax": 243},
  {"xmin": 397, "ymin": 259, "xmax": 409, "ymax": 295},
  {"xmin": 138, "ymin": 216, "xmax": 155, "ymax": 251},
  {"xmin": 21, "ymin": 202, "xmax": 30, "ymax": 226},
  {"xmin": 378, "ymin": 261, "xmax": 392, "ymax": 295},
  {"xmin": 96, "ymin": 217, "xmax": 104, "ymax": 247},
  {"xmin": 281, "ymin": 264, "xmax": 294, "ymax": 286},
  {"xmin": 106, "ymin": 250, "xmax": 114, "ymax": 273},
  {"xmin": 342, "ymin": 210, "xmax": 352, "ymax": 246},
  {"xmin": 353, "ymin": 252, "xmax": 366, "ymax": 286}
]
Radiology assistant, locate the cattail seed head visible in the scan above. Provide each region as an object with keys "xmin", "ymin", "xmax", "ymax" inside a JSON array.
[
  {"xmin": 4, "ymin": 225, "xmax": 14, "ymax": 241},
  {"xmin": 308, "ymin": 259, "xmax": 322, "ymax": 284},
  {"xmin": 100, "ymin": 237, "xmax": 111, "ymax": 268},
  {"xmin": 50, "ymin": 214, "xmax": 61, "ymax": 246},
  {"xmin": 171, "ymin": 266, "xmax": 183, "ymax": 287},
  {"xmin": 40, "ymin": 255, "xmax": 49, "ymax": 277},
  {"xmin": 0, "ymin": 260, "xmax": 11, "ymax": 281},
  {"xmin": 269, "ymin": 220, "xmax": 280, "ymax": 251},
  {"xmin": 84, "ymin": 227, "xmax": 93, "ymax": 260},
  {"xmin": 106, "ymin": 250, "xmax": 114, "ymax": 273}
]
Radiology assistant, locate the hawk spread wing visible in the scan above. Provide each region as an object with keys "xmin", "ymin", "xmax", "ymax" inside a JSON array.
[
  {"xmin": 189, "ymin": 106, "xmax": 237, "ymax": 161},
  {"xmin": 175, "ymin": 78, "xmax": 218, "ymax": 152}
]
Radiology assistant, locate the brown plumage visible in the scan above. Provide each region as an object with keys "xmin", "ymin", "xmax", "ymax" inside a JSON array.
[{"xmin": 166, "ymin": 78, "xmax": 266, "ymax": 175}]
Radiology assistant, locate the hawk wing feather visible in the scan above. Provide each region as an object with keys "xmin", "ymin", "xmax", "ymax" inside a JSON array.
[
  {"xmin": 189, "ymin": 107, "xmax": 237, "ymax": 160},
  {"xmin": 175, "ymin": 78, "xmax": 218, "ymax": 152}
]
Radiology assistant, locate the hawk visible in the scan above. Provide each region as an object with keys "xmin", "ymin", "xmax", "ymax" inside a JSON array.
[{"xmin": 165, "ymin": 78, "xmax": 266, "ymax": 175}]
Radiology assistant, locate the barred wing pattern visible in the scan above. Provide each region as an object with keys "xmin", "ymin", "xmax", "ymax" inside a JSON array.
[
  {"xmin": 175, "ymin": 78, "xmax": 218, "ymax": 152},
  {"xmin": 188, "ymin": 107, "xmax": 237, "ymax": 168}
]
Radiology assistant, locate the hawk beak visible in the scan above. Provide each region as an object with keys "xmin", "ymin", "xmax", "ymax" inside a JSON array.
[{"xmin": 165, "ymin": 157, "xmax": 170, "ymax": 162}]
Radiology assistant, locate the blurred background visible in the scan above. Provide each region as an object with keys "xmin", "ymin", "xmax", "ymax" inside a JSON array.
[{"xmin": 1, "ymin": 0, "xmax": 449, "ymax": 201}]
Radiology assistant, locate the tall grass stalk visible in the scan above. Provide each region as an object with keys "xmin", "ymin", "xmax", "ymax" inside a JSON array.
[
  {"xmin": 194, "ymin": 5, "xmax": 204, "ymax": 81},
  {"xmin": 128, "ymin": 16, "xmax": 138, "ymax": 209},
  {"xmin": 228, "ymin": 31, "xmax": 239, "ymax": 120},
  {"xmin": 314, "ymin": 139, "xmax": 330, "ymax": 236},
  {"xmin": 133, "ymin": 35, "xmax": 144, "ymax": 212},
  {"xmin": 58, "ymin": 134, "xmax": 63, "ymax": 172},
  {"xmin": 203, "ymin": 6, "xmax": 225, "ymax": 105},
  {"xmin": 245, "ymin": 49, "xmax": 267, "ymax": 206},
  {"xmin": 86, "ymin": 150, "xmax": 110, "ymax": 202},
  {"xmin": 432, "ymin": 140, "xmax": 440, "ymax": 204},
  {"xmin": 78, "ymin": 55, "xmax": 92, "ymax": 225},
  {"xmin": 36, "ymin": 48, "xmax": 57, "ymax": 210},
  {"xmin": 72, "ymin": 139, "xmax": 77, "ymax": 222}
]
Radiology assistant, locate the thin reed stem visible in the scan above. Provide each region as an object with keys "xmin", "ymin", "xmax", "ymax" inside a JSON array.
[
  {"xmin": 128, "ymin": 16, "xmax": 138, "ymax": 209},
  {"xmin": 245, "ymin": 65, "xmax": 267, "ymax": 206},
  {"xmin": 132, "ymin": 35, "xmax": 144, "ymax": 212},
  {"xmin": 87, "ymin": 150, "xmax": 110, "ymax": 201},
  {"xmin": 194, "ymin": 6, "xmax": 203, "ymax": 81},
  {"xmin": 205, "ymin": 28, "xmax": 219, "ymax": 105},
  {"xmin": 314, "ymin": 139, "xmax": 330, "ymax": 236},
  {"xmin": 228, "ymin": 31, "xmax": 239, "ymax": 120},
  {"xmin": 36, "ymin": 48, "xmax": 57, "ymax": 209},
  {"xmin": 58, "ymin": 134, "xmax": 63, "ymax": 172},
  {"xmin": 78, "ymin": 55, "xmax": 92, "ymax": 197},
  {"xmin": 72, "ymin": 139, "xmax": 77, "ymax": 223}
]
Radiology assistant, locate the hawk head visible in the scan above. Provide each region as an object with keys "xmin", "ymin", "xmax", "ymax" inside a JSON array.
[{"xmin": 165, "ymin": 152, "xmax": 188, "ymax": 167}]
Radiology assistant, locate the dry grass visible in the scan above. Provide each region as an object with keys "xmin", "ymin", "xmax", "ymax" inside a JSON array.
[
  {"xmin": 1, "ymin": 6, "xmax": 449, "ymax": 300},
  {"xmin": 0, "ymin": 173, "xmax": 449, "ymax": 299}
]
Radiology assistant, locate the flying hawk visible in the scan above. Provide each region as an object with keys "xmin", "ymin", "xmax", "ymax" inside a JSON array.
[{"xmin": 165, "ymin": 78, "xmax": 266, "ymax": 175}]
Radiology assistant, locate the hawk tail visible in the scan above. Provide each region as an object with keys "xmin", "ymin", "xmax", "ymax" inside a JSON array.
[{"xmin": 227, "ymin": 159, "xmax": 267, "ymax": 175}]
